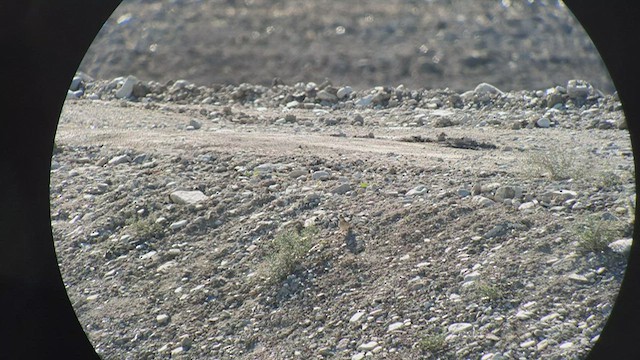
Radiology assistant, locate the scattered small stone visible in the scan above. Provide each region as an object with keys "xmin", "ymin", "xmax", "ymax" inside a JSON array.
[
  {"xmin": 355, "ymin": 95, "xmax": 373, "ymax": 107},
  {"xmin": 317, "ymin": 89, "xmax": 338, "ymax": 102},
  {"xmin": 493, "ymin": 185, "xmax": 522, "ymax": 202},
  {"xmin": 458, "ymin": 188, "xmax": 471, "ymax": 197},
  {"xmin": 108, "ymin": 154, "xmax": 131, "ymax": 165},
  {"xmin": 358, "ymin": 341, "xmax": 378, "ymax": 351},
  {"xmin": 352, "ymin": 114, "xmax": 364, "ymax": 125},
  {"xmin": 608, "ymin": 238, "xmax": 632, "ymax": 256},
  {"xmin": 312, "ymin": 170, "xmax": 331, "ymax": 181},
  {"xmin": 448, "ymin": 322, "xmax": 473, "ymax": 333},
  {"xmin": 156, "ymin": 314, "xmax": 170, "ymax": 325},
  {"xmin": 472, "ymin": 195, "xmax": 494, "ymax": 207},
  {"xmin": 434, "ymin": 117, "xmax": 454, "ymax": 127},
  {"xmin": 349, "ymin": 311, "xmax": 366, "ymax": 323},
  {"xmin": 331, "ymin": 183, "xmax": 352, "ymax": 195},
  {"xmin": 558, "ymin": 341, "xmax": 574, "ymax": 349},
  {"xmin": 518, "ymin": 201, "xmax": 536, "ymax": 211},
  {"xmin": 406, "ymin": 185, "xmax": 428, "ymax": 196},
  {"xmin": 170, "ymin": 190, "xmax": 208, "ymax": 205},
  {"xmin": 474, "ymin": 82, "xmax": 504, "ymax": 96},
  {"xmin": 284, "ymin": 114, "xmax": 297, "ymax": 123},
  {"xmin": 388, "ymin": 322, "xmax": 404, "ymax": 332},
  {"xmin": 169, "ymin": 220, "xmax": 188, "ymax": 230},
  {"xmin": 566, "ymin": 79, "xmax": 590, "ymax": 99},
  {"xmin": 188, "ymin": 119, "xmax": 202, "ymax": 130},
  {"xmin": 568, "ymin": 273, "xmax": 589, "ymax": 283},
  {"xmin": 115, "ymin": 75, "xmax": 138, "ymax": 99},
  {"xmin": 337, "ymin": 86, "xmax": 353, "ymax": 99},
  {"xmin": 540, "ymin": 313, "xmax": 560, "ymax": 323},
  {"xmin": 536, "ymin": 117, "xmax": 551, "ymax": 128},
  {"xmin": 520, "ymin": 339, "xmax": 536, "ymax": 348},
  {"xmin": 170, "ymin": 346, "xmax": 184, "ymax": 356}
]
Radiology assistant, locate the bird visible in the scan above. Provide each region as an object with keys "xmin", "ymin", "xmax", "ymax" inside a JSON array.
[{"xmin": 338, "ymin": 214, "xmax": 351, "ymax": 233}]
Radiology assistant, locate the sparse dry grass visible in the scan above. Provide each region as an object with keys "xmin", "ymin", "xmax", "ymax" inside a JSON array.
[
  {"xmin": 417, "ymin": 331, "xmax": 447, "ymax": 354},
  {"xmin": 127, "ymin": 217, "xmax": 164, "ymax": 240},
  {"xmin": 263, "ymin": 225, "xmax": 317, "ymax": 283},
  {"xmin": 523, "ymin": 147, "xmax": 586, "ymax": 181},
  {"xmin": 574, "ymin": 215, "xmax": 625, "ymax": 253}
]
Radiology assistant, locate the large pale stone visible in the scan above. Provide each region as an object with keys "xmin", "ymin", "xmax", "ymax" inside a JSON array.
[{"xmin": 170, "ymin": 190, "xmax": 207, "ymax": 205}]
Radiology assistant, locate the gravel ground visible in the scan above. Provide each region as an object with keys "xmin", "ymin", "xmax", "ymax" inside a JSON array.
[
  {"xmin": 79, "ymin": 0, "xmax": 614, "ymax": 93},
  {"xmin": 52, "ymin": 75, "xmax": 633, "ymax": 359}
]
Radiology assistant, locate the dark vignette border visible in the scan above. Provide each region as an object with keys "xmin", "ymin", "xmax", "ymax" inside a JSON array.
[{"xmin": 0, "ymin": 1, "xmax": 637, "ymax": 359}]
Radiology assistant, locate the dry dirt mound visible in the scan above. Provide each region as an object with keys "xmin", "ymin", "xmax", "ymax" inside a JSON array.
[{"xmin": 52, "ymin": 76, "xmax": 633, "ymax": 359}]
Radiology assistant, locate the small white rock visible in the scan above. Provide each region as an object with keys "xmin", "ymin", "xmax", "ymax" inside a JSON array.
[
  {"xmin": 472, "ymin": 195, "xmax": 494, "ymax": 207},
  {"xmin": 170, "ymin": 190, "xmax": 207, "ymax": 205},
  {"xmin": 520, "ymin": 339, "xmax": 536, "ymax": 348},
  {"xmin": 558, "ymin": 341, "xmax": 573, "ymax": 349},
  {"xmin": 169, "ymin": 220, "xmax": 188, "ymax": 230},
  {"xmin": 170, "ymin": 346, "xmax": 184, "ymax": 356},
  {"xmin": 349, "ymin": 311, "xmax": 366, "ymax": 323},
  {"xmin": 388, "ymin": 322, "xmax": 404, "ymax": 332},
  {"xmin": 406, "ymin": 185, "xmax": 428, "ymax": 196},
  {"xmin": 108, "ymin": 155, "xmax": 131, "ymax": 165},
  {"xmin": 358, "ymin": 341, "xmax": 378, "ymax": 351},
  {"xmin": 156, "ymin": 314, "xmax": 170, "ymax": 325}
]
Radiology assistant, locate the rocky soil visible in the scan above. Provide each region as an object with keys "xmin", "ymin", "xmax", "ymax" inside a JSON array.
[
  {"xmin": 79, "ymin": 0, "xmax": 614, "ymax": 93},
  {"xmin": 52, "ymin": 75, "xmax": 634, "ymax": 359}
]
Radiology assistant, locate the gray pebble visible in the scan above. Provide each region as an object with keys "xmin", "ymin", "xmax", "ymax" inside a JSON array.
[
  {"xmin": 355, "ymin": 95, "xmax": 374, "ymax": 107},
  {"xmin": 566, "ymin": 79, "xmax": 590, "ymax": 99},
  {"xmin": 358, "ymin": 341, "xmax": 378, "ymax": 351},
  {"xmin": 169, "ymin": 220, "xmax": 188, "ymax": 230},
  {"xmin": 448, "ymin": 322, "xmax": 473, "ymax": 333},
  {"xmin": 70, "ymin": 76, "xmax": 83, "ymax": 91},
  {"xmin": 115, "ymin": 75, "xmax": 138, "ymax": 99},
  {"xmin": 189, "ymin": 119, "xmax": 202, "ymax": 130},
  {"xmin": 108, "ymin": 154, "xmax": 131, "ymax": 165},
  {"xmin": 317, "ymin": 89, "xmax": 338, "ymax": 102},
  {"xmin": 474, "ymin": 82, "xmax": 504, "ymax": 96},
  {"xmin": 332, "ymin": 183, "xmax": 352, "ymax": 195},
  {"xmin": 536, "ymin": 117, "xmax": 551, "ymax": 128},
  {"xmin": 337, "ymin": 86, "xmax": 353, "ymax": 99},
  {"xmin": 406, "ymin": 185, "xmax": 428, "ymax": 196},
  {"xmin": 156, "ymin": 314, "xmax": 170, "ymax": 325},
  {"xmin": 312, "ymin": 170, "xmax": 331, "ymax": 181}
]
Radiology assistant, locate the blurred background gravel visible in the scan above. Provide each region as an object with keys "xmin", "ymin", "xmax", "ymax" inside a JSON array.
[{"xmin": 79, "ymin": 0, "xmax": 615, "ymax": 93}]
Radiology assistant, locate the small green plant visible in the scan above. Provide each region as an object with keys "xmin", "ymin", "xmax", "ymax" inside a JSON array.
[
  {"xmin": 417, "ymin": 331, "xmax": 447, "ymax": 354},
  {"xmin": 574, "ymin": 215, "xmax": 624, "ymax": 253},
  {"xmin": 128, "ymin": 217, "xmax": 164, "ymax": 239},
  {"xmin": 359, "ymin": 182, "xmax": 369, "ymax": 189},
  {"xmin": 264, "ymin": 225, "xmax": 317, "ymax": 283},
  {"xmin": 473, "ymin": 281, "xmax": 504, "ymax": 301}
]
